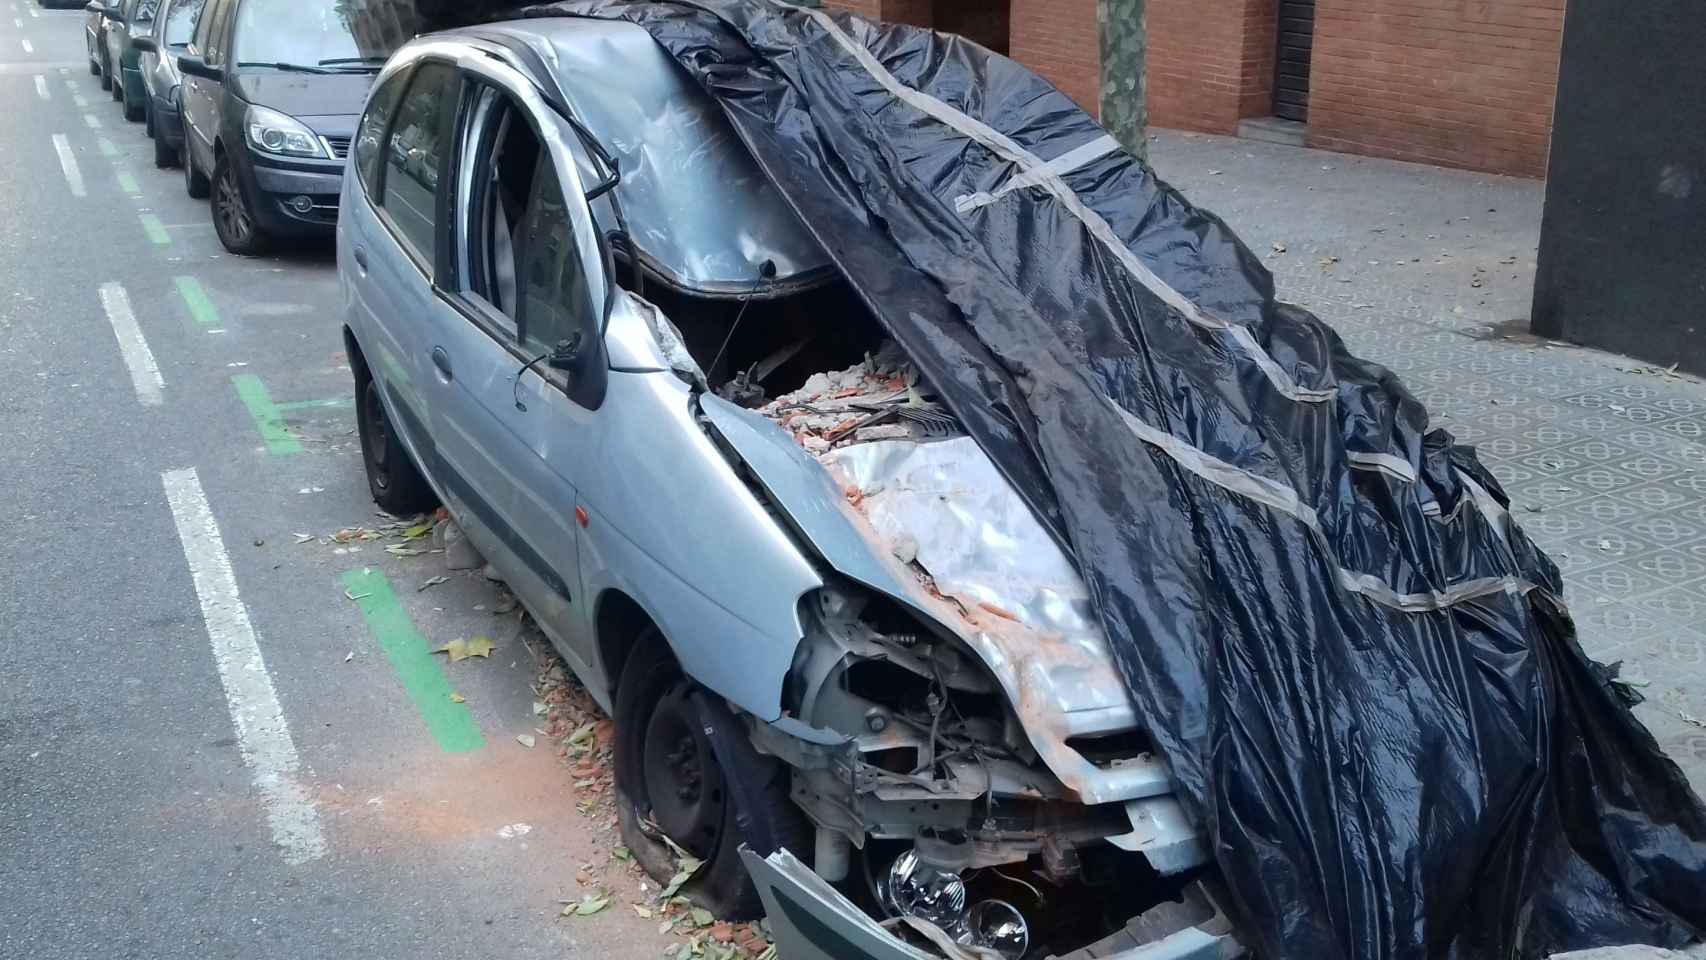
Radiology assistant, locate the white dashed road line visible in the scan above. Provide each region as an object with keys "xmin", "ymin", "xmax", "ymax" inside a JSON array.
[
  {"xmin": 51, "ymin": 132, "xmax": 84, "ymax": 196},
  {"xmin": 35, "ymin": 74, "xmax": 48, "ymax": 99},
  {"xmin": 98, "ymin": 282, "xmax": 164, "ymax": 405},
  {"xmin": 21, "ymin": 38, "xmax": 33, "ymax": 53},
  {"xmin": 162, "ymin": 468, "xmax": 328, "ymax": 866}
]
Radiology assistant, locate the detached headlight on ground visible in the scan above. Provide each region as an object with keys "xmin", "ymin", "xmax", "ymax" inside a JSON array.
[{"xmin": 245, "ymin": 106, "xmax": 324, "ymax": 158}]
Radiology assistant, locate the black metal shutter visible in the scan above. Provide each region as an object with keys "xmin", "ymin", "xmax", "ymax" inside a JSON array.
[{"xmin": 1274, "ymin": 0, "xmax": 1314, "ymax": 122}]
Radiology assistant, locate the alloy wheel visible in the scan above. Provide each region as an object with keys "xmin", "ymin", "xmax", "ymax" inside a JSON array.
[{"xmin": 215, "ymin": 163, "xmax": 252, "ymax": 247}]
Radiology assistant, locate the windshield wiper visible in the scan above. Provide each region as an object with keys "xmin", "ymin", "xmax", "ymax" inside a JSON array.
[
  {"xmin": 317, "ymin": 56, "xmax": 386, "ymax": 71},
  {"xmin": 235, "ymin": 61, "xmax": 330, "ymax": 74}
]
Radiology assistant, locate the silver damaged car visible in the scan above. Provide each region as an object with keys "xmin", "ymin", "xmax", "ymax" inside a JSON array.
[{"xmin": 338, "ymin": 17, "xmax": 1240, "ymax": 960}]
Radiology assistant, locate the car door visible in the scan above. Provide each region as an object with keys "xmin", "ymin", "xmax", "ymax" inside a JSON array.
[
  {"xmin": 425, "ymin": 57, "xmax": 610, "ymax": 675},
  {"xmin": 179, "ymin": 0, "xmax": 228, "ymax": 169},
  {"xmin": 342, "ymin": 60, "xmax": 428, "ymax": 456}
]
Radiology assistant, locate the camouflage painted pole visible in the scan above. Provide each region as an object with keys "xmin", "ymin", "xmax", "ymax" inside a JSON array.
[{"xmin": 1097, "ymin": 0, "xmax": 1148, "ymax": 162}]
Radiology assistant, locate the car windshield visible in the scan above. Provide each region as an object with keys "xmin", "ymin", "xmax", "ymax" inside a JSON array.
[
  {"xmin": 230, "ymin": 0, "xmax": 416, "ymax": 69},
  {"xmin": 162, "ymin": 0, "xmax": 201, "ymax": 46}
]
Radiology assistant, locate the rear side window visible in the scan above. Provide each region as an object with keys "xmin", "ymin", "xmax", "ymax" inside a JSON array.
[
  {"xmin": 515, "ymin": 163, "xmax": 593, "ymax": 358},
  {"xmin": 197, "ymin": 0, "xmax": 231, "ymax": 65},
  {"xmin": 353, "ymin": 66, "xmax": 408, "ymax": 199},
  {"xmin": 379, "ymin": 61, "xmax": 456, "ymax": 265}
]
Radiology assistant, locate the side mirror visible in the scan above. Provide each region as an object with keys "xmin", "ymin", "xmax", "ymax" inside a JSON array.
[
  {"xmin": 177, "ymin": 53, "xmax": 221, "ymax": 82},
  {"xmin": 103, "ymin": 4, "xmax": 124, "ymax": 20},
  {"xmin": 85, "ymin": 2, "xmax": 100, "ymax": 12},
  {"xmin": 546, "ymin": 334, "xmax": 585, "ymax": 372},
  {"xmin": 131, "ymin": 36, "xmax": 157, "ymax": 53}
]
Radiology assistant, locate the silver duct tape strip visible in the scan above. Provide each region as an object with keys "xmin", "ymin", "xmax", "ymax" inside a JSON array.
[
  {"xmin": 1108, "ymin": 398, "xmax": 1535, "ymax": 614},
  {"xmin": 1346, "ymin": 450, "xmax": 1419, "ymax": 483},
  {"xmin": 802, "ymin": 9, "xmax": 1336, "ymax": 406},
  {"xmin": 954, "ymin": 133, "xmax": 1121, "ymax": 212}
]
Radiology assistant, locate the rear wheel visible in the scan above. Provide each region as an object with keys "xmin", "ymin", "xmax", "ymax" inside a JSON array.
[
  {"xmin": 88, "ymin": 55, "xmax": 100, "ymax": 76},
  {"xmin": 614, "ymin": 634, "xmax": 808, "ymax": 920},
  {"xmin": 98, "ymin": 55, "xmax": 111, "ymax": 90},
  {"xmin": 123, "ymin": 87, "xmax": 143, "ymax": 122},
  {"xmin": 211, "ymin": 153, "xmax": 267, "ymax": 255},
  {"xmin": 355, "ymin": 370, "xmax": 436, "ymax": 515},
  {"xmin": 153, "ymin": 125, "xmax": 178, "ymax": 168}
]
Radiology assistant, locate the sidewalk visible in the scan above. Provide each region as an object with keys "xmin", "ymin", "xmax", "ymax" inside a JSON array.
[{"xmin": 1151, "ymin": 131, "xmax": 1706, "ymax": 796}]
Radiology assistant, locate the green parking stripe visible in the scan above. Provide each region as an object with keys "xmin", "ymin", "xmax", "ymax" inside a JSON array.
[
  {"xmin": 174, "ymin": 276, "xmax": 219, "ymax": 326},
  {"xmin": 274, "ymin": 396, "xmax": 352, "ymax": 412},
  {"xmin": 342, "ymin": 569, "xmax": 485, "ymax": 754},
  {"xmin": 231, "ymin": 374, "xmax": 303, "ymax": 455},
  {"xmin": 116, "ymin": 170, "xmax": 139, "ymax": 195},
  {"xmin": 95, "ymin": 137, "xmax": 115, "ymax": 158},
  {"xmin": 139, "ymin": 213, "xmax": 170, "ymax": 246}
]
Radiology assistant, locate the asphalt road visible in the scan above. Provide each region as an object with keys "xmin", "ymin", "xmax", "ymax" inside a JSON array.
[{"xmin": 0, "ymin": 9, "xmax": 665, "ymax": 958}]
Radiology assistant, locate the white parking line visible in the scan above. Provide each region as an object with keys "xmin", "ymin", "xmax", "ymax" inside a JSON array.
[
  {"xmin": 21, "ymin": 38, "xmax": 33, "ymax": 53},
  {"xmin": 51, "ymin": 133, "xmax": 84, "ymax": 196},
  {"xmin": 162, "ymin": 468, "xmax": 328, "ymax": 866},
  {"xmin": 98, "ymin": 282, "xmax": 164, "ymax": 405},
  {"xmin": 34, "ymin": 74, "xmax": 48, "ymax": 99},
  {"xmin": 13, "ymin": 17, "xmax": 22, "ymax": 27},
  {"xmin": 83, "ymin": 112, "xmax": 100, "ymax": 128}
]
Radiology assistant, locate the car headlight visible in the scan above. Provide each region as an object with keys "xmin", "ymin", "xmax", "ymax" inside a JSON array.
[{"xmin": 245, "ymin": 106, "xmax": 325, "ymax": 159}]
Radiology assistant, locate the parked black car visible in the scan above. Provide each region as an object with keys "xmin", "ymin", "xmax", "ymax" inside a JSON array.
[{"xmin": 174, "ymin": 0, "xmax": 417, "ymax": 254}]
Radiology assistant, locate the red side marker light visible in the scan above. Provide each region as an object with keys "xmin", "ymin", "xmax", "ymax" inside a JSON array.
[{"xmin": 575, "ymin": 505, "xmax": 589, "ymax": 528}]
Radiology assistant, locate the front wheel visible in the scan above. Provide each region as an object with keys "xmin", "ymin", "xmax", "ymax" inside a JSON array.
[
  {"xmin": 122, "ymin": 87, "xmax": 143, "ymax": 122},
  {"xmin": 182, "ymin": 123, "xmax": 209, "ymax": 198},
  {"xmin": 355, "ymin": 372, "xmax": 436, "ymax": 515},
  {"xmin": 211, "ymin": 153, "xmax": 267, "ymax": 255},
  {"xmin": 153, "ymin": 125, "xmax": 178, "ymax": 168},
  {"xmin": 98, "ymin": 56, "xmax": 112, "ymax": 90},
  {"xmin": 613, "ymin": 635, "xmax": 809, "ymax": 920}
]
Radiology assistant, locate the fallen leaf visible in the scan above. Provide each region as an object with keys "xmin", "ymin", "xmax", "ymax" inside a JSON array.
[
  {"xmin": 294, "ymin": 533, "xmax": 314, "ymax": 544},
  {"xmin": 466, "ymin": 634, "xmax": 496, "ymax": 658},
  {"xmin": 567, "ymin": 721, "xmax": 598, "ymax": 746},
  {"xmin": 612, "ymin": 845, "xmax": 632, "ymax": 861},
  {"xmin": 343, "ymin": 651, "xmax": 354, "ymax": 663},
  {"xmin": 417, "ymin": 575, "xmax": 449, "ymax": 592},
  {"xmin": 385, "ymin": 543, "xmax": 426, "ymax": 557},
  {"xmin": 563, "ymin": 893, "xmax": 610, "ymax": 917},
  {"xmin": 532, "ymin": 701, "xmax": 548, "ymax": 716},
  {"xmin": 403, "ymin": 522, "xmax": 434, "ymax": 540},
  {"xmin": 450, "ymin": 693, "xmax": 465, "ymax": 703},
  {"xmin": 497, "ymin": 822, "xmax": 531, "ymax": 839},
  {"xmin": 516, "ymin": 733, "xmax": 536, "ymax": 748},
  {"xmin": 433, "ymin": 636, "xmax": 496, "ymax": 662},
  {"xmin": 1270, "ymin": 241, "xmax": 1287, "ymax": 255},
  {"xmin": 632, "ymin": 903, "xmax": 653, "ymax": 919},
  {"xmin": 691, "ymin": 908, "xmax": 714, "ymax": 928}
]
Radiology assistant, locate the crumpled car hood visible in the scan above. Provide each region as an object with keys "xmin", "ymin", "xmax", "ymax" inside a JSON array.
[{"xmin": 699, "ymin": 394, "xmax": 1172, "ymax": 806}]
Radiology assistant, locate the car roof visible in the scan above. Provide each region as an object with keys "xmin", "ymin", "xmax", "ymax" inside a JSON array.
[{"xmin": 429, "ymin": 16, "xmax": 832, "ymax": 292}]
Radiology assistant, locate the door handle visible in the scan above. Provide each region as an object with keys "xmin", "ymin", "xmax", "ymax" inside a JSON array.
[
  {"xmin": 352, "ymin": 245, "xmax": 368, "ymax": 273},
  {"xmin": 431, "ymin": 347, "xmax": 453, "ymax": 382}
]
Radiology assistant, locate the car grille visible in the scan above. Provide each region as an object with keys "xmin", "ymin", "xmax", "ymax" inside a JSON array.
[{"xmin": 323, "ymin": 135, "xmax": 351, "ymax": 160}]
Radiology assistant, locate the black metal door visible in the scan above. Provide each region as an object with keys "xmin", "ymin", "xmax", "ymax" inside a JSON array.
[{"xmin": 1274, "ymin": 0, "xmax": 1314, "ymax": 122}]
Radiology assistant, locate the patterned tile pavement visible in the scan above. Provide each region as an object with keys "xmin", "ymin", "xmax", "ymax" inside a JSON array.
[{"xmin": 1152, "ymin": 132, "xmax": 1706, "ymax": 794}]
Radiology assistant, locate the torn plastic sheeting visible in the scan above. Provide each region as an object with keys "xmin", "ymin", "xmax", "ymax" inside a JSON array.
[{"xmin": 489, "ymin": 2, "xmax": 1706, "ymax": 958}]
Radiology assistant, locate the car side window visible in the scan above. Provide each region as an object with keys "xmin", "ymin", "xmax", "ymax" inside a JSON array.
[
  {"xmin": 514, "ymin": 161, "xmax": 593, "ymax": 359},
  {"xmin": 162, "ymin": 0, "xmax": 201, "ymax": 46},
  {"xmin": 378, "ymin": 61, "xmax": 456, "ymax": 267},
  {"xmin": 353, "ymin": 66, "xmax": 409, "ymax": 200},
  {"xmin": 200, "ymin": 0, "xmax": 231, "ymax": 65}
]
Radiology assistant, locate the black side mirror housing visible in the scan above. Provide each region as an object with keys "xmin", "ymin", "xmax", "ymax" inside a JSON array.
[
  {"xmin": 546, "ymin": 334, "xmax": 584, "ymax": 372},
  {"xmin": 177, "ymin": 53, "xmax": 221, "ymax": 82},
  {"xmin": 131, "ymin": 36, "xmax": 157, "ymax": 53},
  {"xmin": 104, "ymin": 4, "xmax": 124, "ymax": 20}
]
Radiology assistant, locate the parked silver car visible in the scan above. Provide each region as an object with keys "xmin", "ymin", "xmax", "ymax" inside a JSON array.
[{"xmin": 339, "ymin": 18, "xmax": 1239, "ymax": 960}]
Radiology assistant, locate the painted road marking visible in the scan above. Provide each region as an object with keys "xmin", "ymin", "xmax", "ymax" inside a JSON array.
[
  {"xmin": 116, "ymin": 168, "xmax": 139, "ymax": 195},
  {"xmin": 20, "ymin": 38, "xmax": 32, "ymax": 53},
  {"xmin": 99, "ymin": 282, "xmax": 164, "ymax": 406},
  {"xmin": 343, "ymin": 569, "xmax": 485, "ymax": 753},
  {"xmin": 83, "ymin": 111, "xmax": 100, "ymax": 129},
  {"xmin": 72, "ymin": 93, "xmax": 87, "ymax": 108},
  {"xmin": 139, "ymin": 212, "xmax": 170, "ymax": 245},
  {"xmin": 33, "ymin": 74, "xmax": 47, "ymax": 99},
  {"xmin": 232, "ymin": 374, "xmax": 303, "ymax": 455},
  {"xmin": 95, "ymin": 136, "xmax": 115, "ymax": 157},
  {"xmin": 14, "ymin": 18, "xmax": 24, "ymax": 28},
  {"xmin": 163, "ymin": 467, "xmax": 328, "ymax": 864},
  {"xmin": 275, "ymin": 397, "xmax": 352, "ymax": 412},
  {"xmin": 174, "ymin": 276, "xmax": 219, "ymax": 326},
  {"xmin": 51, "ymin": 133, "xmax": 84, "ymax": 197}
]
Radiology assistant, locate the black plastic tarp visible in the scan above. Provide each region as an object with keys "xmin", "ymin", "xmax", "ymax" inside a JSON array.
[{"xmin": 458, "ymin": 2, "xmax": 1706, "ymax": 956}]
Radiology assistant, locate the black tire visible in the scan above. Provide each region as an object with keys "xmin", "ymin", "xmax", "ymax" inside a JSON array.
[
  {"xmin": 98, "ymin": 57, "xmax": 112, "ymax": 90},
  {"xmin": 89, "ymin": 57, "xmax": 100, "ymax": 76},
  {"xmin": 613, "ymin": 634, "xmax": 809, "ymax": 920},
  {"xmin": 153, "ymin": 127, "xmax": 178, "ymax": 168},
  {"xmin": 123, "ymin": 90, "xmax": 143, "ymax": 122},
  {"xmin": 210, "ymin": 153, "xmax": 267, "ymax": 255},
  {"xmin": 355, "ymin": 369, "xmax": 436, "ymax": 515},
  {"xmin": 182, "ymin": 124, "xmax": 209, "ymax": 198},
  {"xmin": 110, "ymin": 69, "xmax": 122, "ymax": 101}
]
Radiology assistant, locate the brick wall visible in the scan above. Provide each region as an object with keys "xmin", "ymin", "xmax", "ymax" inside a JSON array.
[
  {"xmin": 1307, "ymin": 0, "xmax": 1564, "ymax": 177},
  {"xmin": 1007, "ymin": 0, "xmax": 1100, "ymax": 112},
  {"xmin": 1147, "ymin": 0, "xmax": 1275, "ymax": 134}
]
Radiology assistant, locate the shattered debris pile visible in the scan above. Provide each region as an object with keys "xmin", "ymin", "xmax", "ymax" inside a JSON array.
[{"xmin": 757, "ymin": 342, "xmax": 958, "ymax": 457}]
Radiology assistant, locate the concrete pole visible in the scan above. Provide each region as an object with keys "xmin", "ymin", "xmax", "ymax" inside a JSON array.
[{"xmin": 1097, "ymin": 0, "xmax": 1149, "ymax": 162}]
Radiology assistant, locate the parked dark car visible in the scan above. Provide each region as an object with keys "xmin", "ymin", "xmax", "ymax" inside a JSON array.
[
  {"xmin": 175, "ymin": 0, "xmax": 417, "ymax": 254},
  {"xmin": 130, "ymin": 0, "xmax": 204, "ymax": 167},
  {"xmin": 97, "ymin": 0, "xmax": 156, "ymax": 121},
  {"xmin": 84, "ymin": 0, "xmax": 116, "ymax": 84}
]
